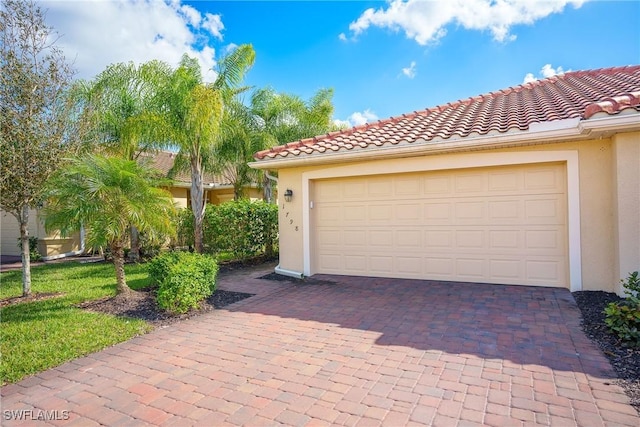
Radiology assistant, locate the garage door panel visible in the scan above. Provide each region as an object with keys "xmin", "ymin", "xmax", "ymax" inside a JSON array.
[
  {"xmin": 343, "ymin": 230, "xmax": 367, "ymax": 247},
  {"xmin": 369, "ymin": 230, "xmax": 393, "ymax": 246},
  {"xmin": 525, "ymin": 259, "xmax": 563, "ymax": 284},
  {"xmin": 425, "ymin": 258, "xmax": 454, "ymax": 275},
  {"xmin": 368, "ymin": 179, "xmax": 393, "ymax": 196},
  {"xmin": 488, "ymin": 171, "xmax": 520, "ymax": 191},
  {"xmin": 455, "ymin": 230, "xmax": 485, "ymax": 249},
  {"xmin": 344, "ymin": 255, "xmax": 367, "ymax": 273},
  {"xmin": 425, "ymin": 230, "xmax": 453, "ymax": 248},
  {"xmin": 396, "ymin": 257, "xmax": 422, "ymax": 274},
  {"xmin": 455, "ymin": 202, "xmax": 485, "ymax": 221},
  {"xmin": 456, "ymin": 258, "xmax": 485, "ymax": 278},
  {"xmin": 455, "ymin": 173, "xmax": 486, "ymax": 193},
  {"xmin": 396, "ymin": 203, "xmax": 421, "ymax": 221},
  {"xmin": 343, "ymin": 181, "xmax": 366, "ymax": 199},
  {"xmin": 344, "ymin": 205, "xmax": 366, "ymax": 221},
  {"xmin": 425, "ymin": 203, "xmax": 452, "ymax": 223},
  {"xmin": 489, "ymin": 200, "xmax": 520, "ymax": 220},
  {"xmin": 369, "ymin": 204, "xmax": 393, "ymax": 221},
  {"xmin": 312, "ymin": 163, "xmax": 568, "ymax": 287},
  {"xmin": 370, "ymin": 256, "xmax": 393, "ymax": 274},
  {"xmin": 489, "ymin": 259, "xmax": 522, "ymax": 280},
  {"xmin": 524, "ymin": 167, "xmax": 563, "ymax": 190},
  {"xmin": 396, "ymin": 230, "xmax": 422, "ymax": 248},
  {"xmin": 395, "ymin": 176, "xmax": 421, "ymax": 195},
  {"xmin": 489, "ymin": 230, "xmax": 520, "ymax": 249},
  {"xmin": 318, "ymin": 253, "xmax": 342, "ymax": 270},
  {"xmin": 424, "ymin": 176, "xmax": 451, "ymax": 194}
]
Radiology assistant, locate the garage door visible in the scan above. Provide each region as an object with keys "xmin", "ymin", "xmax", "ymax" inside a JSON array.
[{"xmin": 311, "ymin": 162, "xmax": 568, "ymax": 287}]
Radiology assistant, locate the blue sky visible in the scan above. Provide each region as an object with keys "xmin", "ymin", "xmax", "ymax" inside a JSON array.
[{"xmin": 41, "ymin": 0, "xmax": 640, "ymax": 127}]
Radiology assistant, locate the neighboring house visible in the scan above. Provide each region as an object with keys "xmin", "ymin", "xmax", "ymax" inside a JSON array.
[
  {"xmin": 0, "ymin": 151, "xmax": 261, "ymax": 258},
  {"xmin": 251, "ymin": 65, "xmax": 640, "ymax": 296},
  {"xmin": 143, "ymin": 150, "xmax": 262, "ymax": 208}
]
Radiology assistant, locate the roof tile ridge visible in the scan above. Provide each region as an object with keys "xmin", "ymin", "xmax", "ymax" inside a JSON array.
[{"xmin": 584, "ymin": 90, "xmax": 640, "ymax": 119}]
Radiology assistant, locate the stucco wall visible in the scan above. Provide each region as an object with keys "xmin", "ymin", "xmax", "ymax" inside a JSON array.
[
  {"xmin": 168, "ymin": 187, "xmax": 189, "ymax": 209},
  {"xmin": 612, "ymin": 132, "xmax": 640, "ymax": 294},
  {"xmin": 0, "ymin": 209, "xmax": 39, "ymax": 256},
  {"xmin": 275, "ymin": 133, "xmax": 640, "ymax": 292}
]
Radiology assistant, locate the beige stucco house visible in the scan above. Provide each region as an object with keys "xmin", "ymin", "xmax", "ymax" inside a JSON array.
[
  {"xmin": 0, "ymin": 151, "xmax": 261, "ymax": 259},
  {"xmin": 251, "ymin": 65, "xmax": 640, "ymax": 296}
]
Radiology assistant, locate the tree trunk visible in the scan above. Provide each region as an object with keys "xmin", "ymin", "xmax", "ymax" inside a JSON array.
[
  {"xmin": 19, "ymin": 205, "xmax": 32, "ymax": 297},
  {"xmin": 111, "ymin": 243, "xmax": 131, "ymax": 295},
  {"xmin": 263, "ymin": 172, "xmax": 272, "ymax": 203},
  {"xmin": 190, "ymin": 156, "xmax": 205, "ymax": 254},
  {"xmin": 128, "ymin": 225, "xmax": 140, "ymax": 262}
]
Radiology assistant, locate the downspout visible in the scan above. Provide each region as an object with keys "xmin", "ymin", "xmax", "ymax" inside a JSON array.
[
  {"xmin": 41, "ymin": 225, "xmax": 86, "ymax": 261},
  {"xmin": 265, "ymin": 171, "xmax": 304, "ymax": 279}
]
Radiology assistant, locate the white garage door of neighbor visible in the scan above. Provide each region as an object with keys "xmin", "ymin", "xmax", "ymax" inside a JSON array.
[{"xmin": 312, "ymin": 162, "xmax": 568, "ymax": 287}]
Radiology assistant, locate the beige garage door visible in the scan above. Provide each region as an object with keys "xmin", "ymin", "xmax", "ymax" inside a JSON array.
[{"xmin": 312, "ymin": 162, "xmax": 568, "ymax": 287}]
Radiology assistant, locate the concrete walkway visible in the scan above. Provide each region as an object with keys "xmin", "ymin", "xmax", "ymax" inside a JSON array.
[{"xmin": 1, "ymin": 264, "xmax": 637, "ymax": 426}]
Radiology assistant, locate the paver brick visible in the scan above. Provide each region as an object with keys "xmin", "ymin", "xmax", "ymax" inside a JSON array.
[{"xmin": 2, "ymin": 265, "xmax": 638, "ymax": 427}]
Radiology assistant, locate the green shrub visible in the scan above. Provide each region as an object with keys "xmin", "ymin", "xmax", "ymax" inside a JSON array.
[
  {"xmin": 17, "ymin": 236, "xmax": 42, "ymax": 262},
  {"xmin": 147, "ymin": 251, "xmax": 181, "ymax": 286},
  {"xmin": 604, "ymin": 271, "xmax": 640, "ymax": 347},
  {"xmin": 172, "ymin": 200, "xmax": 278, "ymax": 260},
  {"xmin": 151, "ymin": 252, "xmax": 218, "ymax": 314}
]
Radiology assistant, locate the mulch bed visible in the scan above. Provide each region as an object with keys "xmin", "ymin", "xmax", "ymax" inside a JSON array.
[
  {"xmin": 573, "ymin": 291, "xmax": 640, "ymax": 413},
  {"xmin": 78, "ymin": 288, "xmax": 254, "ymax": 328}
]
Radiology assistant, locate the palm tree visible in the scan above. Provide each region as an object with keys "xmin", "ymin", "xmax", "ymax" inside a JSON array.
[
  {"xmin": 164, "ymin": 45, "xmax": 255, "ymax": 253},
  {"xmin": 217, "ymin": 87, "xmax": 337, "ymax": 202},
  {"xmin": 77, "ymin": 61, "xmax": 172, "ymax": 260},
  {"xmin": 44, "ymin": 155, "xmax": 176, "ymax": 294}
]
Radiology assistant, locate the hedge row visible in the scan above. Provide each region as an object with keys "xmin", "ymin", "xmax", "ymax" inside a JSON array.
[{"xmin": 173, "ymin": 199, "xmax": 278, "ymax": 259}]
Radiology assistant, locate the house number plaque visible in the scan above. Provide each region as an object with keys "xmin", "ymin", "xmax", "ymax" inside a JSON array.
[{"xmin": 282, "ymin": 204, "xmax": 299, "ymax": 231}]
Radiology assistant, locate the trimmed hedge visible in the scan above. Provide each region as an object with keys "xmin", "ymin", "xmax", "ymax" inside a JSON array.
[
  {"xmin": 149, "ymin": 252, "xmax": 218, "ymax": 314},
  {"xmin": 173, "ymin": 200, "xmax": 278, "ymax": 259}
]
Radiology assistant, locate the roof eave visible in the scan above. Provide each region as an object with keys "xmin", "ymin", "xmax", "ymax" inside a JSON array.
[
  {"xmin": 249, "ymin": 114, "xmax": 640, "ymax": 170},
  {"xmin": 247, "ymin": 118, "xmax": 575, "ymax": 170}
]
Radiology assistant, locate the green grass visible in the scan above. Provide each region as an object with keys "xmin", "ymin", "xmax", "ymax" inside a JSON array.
[{"xmin": 0, "ymin": 261, "xmax": 154, "ymax": 384}]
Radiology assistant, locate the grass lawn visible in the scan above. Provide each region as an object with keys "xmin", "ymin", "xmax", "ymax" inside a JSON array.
[{"xmin": 0, "ymin": 261, "xmax": 154, "ymax": 385}]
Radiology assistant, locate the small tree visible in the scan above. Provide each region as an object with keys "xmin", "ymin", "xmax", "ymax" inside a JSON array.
[
  {"xmin": 0, "ymin": 0, "xmax": 84, "ymax": 296},
  {"xmin": 44, "ymin": 155, "xmax": 176, "ymax": 294}
]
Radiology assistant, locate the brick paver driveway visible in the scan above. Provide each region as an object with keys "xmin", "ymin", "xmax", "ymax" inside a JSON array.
[{"xmin": 2, "ymin": 264, "xmax": 637, "ymax": 426}]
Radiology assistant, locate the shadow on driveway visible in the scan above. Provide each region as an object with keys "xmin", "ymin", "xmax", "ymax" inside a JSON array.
[{"xmin": 235, "ymin": 274, "xmax": 616, "ymax": 381}]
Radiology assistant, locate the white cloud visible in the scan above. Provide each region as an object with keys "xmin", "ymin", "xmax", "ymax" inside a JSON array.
[
  {"xmin": 348, "ymin": 0, "xmax": 586, "ymax": 45},
  {"xmin": 338, "ymin": 32, "xmax": 348, "ymax": 42},
  {"xmin": 402, "ymin": 61, "xmax": 417, "ymax": 79},
  {"xmin": 522, "ymin": 64, "xmax": 568, "ymax": 83},
  {"xmin": 202, "ymin": 13, "xmax": 224, "ymax": 39},
  {"xmin": 334, "ymin": 109, "xmax": 379, "ymax": 128},
  {"xmin": 180, "ymin": 4, "xmax": 201, "ymax": 27},
  {"xmin": 38, "ymin": 0, "xmax": 225, "ymax": 82},
  {"xmin": 541, "ymin": 63, "xmax": 565, "ymax": 78}
]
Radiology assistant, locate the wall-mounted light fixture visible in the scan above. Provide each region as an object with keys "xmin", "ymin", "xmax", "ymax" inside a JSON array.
[{"xmin": 284, "ymin": 189, "xmax": 293, "ymax": 202}]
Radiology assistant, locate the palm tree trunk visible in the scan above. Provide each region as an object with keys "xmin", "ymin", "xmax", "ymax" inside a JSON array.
[
  {"xmin": 111, "ymin": 242, "xmax": 131, "ymax": 294},
  {"xmin": 19, "ymin": 205, "xmax": 32, "ymax": 297},
  {"xmin": 263, "ymin": 173, "xmax": 272, "ymax": 203},
  {"xmin": 128, "ymin": 225, "xmax": 140, "ymax": 262},
  {"xmin": 190, "ymin": 156, "xmax": 205, "ymax": 254}
]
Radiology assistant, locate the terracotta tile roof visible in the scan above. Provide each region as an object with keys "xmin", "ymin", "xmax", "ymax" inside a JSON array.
[
  {"xmin": 141, "ymin": 151, "xmax": 233, "ymax": 186},
  {"xmin": 254, "ymin": 65, "xmax": 640, "ymax": 161}
]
